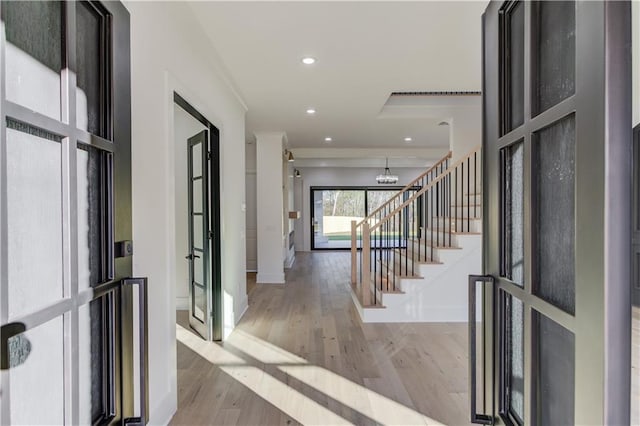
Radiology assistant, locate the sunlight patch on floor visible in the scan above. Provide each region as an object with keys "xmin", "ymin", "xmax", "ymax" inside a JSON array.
[
  {"xmin": 280, "ymin": 365, "xmax": 443, "ymax": 426},
  {"xmin": 227, "ymin": 329, "xmax": 308, "ymax": 364},
  {"xmin": 221, "ymin": 365, "xmax": 352, "ymax": 425},
  {"xmin": 177, "ymin": 324, "xmax": 446, "ymax": 425},
  {"xmin": 177, "ymin": 324, "xmax": 245, "ymax": 364}
]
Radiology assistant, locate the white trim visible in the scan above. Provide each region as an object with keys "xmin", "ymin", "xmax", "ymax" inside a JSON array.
[
  {"xmin": 256, "ymin": 272, "xmax": 285, "ymax": 284},
  {"xmin": 148, "ymin": 390, "xmax": 177, "ymax": 426},
  {"xmin": 350, "ymin": 287, "xmax": 366, "ymax": 322},
  {"xmin": 235, "ymin": 301, "xmax": 249, "ymax": 325},
  {"xmin": 175, "ymin": 297, "xmax": 189, "ymax": 311}
]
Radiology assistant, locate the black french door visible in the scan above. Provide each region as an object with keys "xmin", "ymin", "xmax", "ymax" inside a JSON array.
[
  {"xmin": 472, "ymin": 1, "xmax": 632, "ymax": 425},
  {"xmin": 0, "ymin": 1, "xmax": 147, "ymax": 424},
  {"xmin": 186, "ymin": 130, "xmax": 212, "ymax": 340}
]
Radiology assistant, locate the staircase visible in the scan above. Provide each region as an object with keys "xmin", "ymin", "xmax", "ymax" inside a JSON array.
[{"xmin": 350, "ymin": 147, "xmax": 482, "ymax": 322}]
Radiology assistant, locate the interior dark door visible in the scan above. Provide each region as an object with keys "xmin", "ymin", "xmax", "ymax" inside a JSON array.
[
  {"xmin": 472, "ymin": 1, "xmax": 632, "ymax": 425},
  {"xmin": 187, "ymin": 130, "xmax": 212, "ymax": 339}
]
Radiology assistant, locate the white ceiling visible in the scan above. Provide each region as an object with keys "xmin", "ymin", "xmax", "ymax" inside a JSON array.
[{"xmin": 189, "ymin": 1, "xmax": 487, "ymax": 159}]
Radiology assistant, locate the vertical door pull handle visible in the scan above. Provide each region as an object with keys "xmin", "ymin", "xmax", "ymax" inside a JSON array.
[{"xmin": 468, "ymin": 274, "xmax": 494, "ymax": 425}]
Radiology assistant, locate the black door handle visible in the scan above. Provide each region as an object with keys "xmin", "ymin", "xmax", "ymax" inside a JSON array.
[
  {"xmin": 185, "ymin": 254, "xmax": 201, "ymax": 260},
  {"xmin": 468, "ymin": 274, "xmax": 494, "ymax": 425}
]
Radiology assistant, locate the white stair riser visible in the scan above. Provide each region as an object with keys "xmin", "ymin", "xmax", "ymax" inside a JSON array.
[
  {"xmin": 449, "ymin": 205, "xmax": 482, "ymax": 218},
  {"xmin": 404, "ymin": 244, "xmax": 441, "ymax": 262},
  {"xmin": 367, "ymin": 280, "xmax": 385, "ymax": 305},
  {"xmin": 406, "ymin": 246, "xmax": 462, "ymax": 264},
  {"xmin": 418, "ymin": 230, "xmax": 460, "ymax": 246},
  {"xmin": 376, "ymin": 257, "xmax": 419, "ymax": 281},
  {"xmin": 432, "ymin": 217, "xmax": 482, "ymax": 233},
  {"xmin": 450, "ymin": 193, "xmax": 482, "ymax": 204}
]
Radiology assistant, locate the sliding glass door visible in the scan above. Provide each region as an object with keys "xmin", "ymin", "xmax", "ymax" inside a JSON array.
[
  {"xmin": 311, "ymin": 187, "xmax": 417, "ymax": 250},
  {"xmin": 312, "ymin": 189, "xmax": 365, "ymax": 249}
]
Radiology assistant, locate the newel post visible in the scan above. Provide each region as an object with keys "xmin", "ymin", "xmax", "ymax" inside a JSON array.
[
  {"xmin": 362, "ymin": 222, "xmax": 371, "ymax": 306},
  {"xmin": 351, "ymin": 220, "xmax": 357, "ymax": 285}
]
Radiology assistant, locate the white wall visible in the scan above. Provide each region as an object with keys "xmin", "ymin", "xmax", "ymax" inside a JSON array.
[
  {"xmin": 126, "ymin": 2, "xmax": 248, "ymax": 424},
  {"xmin": 255, "ymin": 132, "xmax": 285, "ymax": 283},
  {"xmin": 449, "ymin": 108, "xmax": 482, "ymax": 162},
  {"xmin": 173, "ymin": 104, "xmax": 207, "ymax": 310},
  {"xmin": 296, "ymin": 166, "xmax": 427, "ymax": 252},
  {"xmin": 634, "ymin": 0, "xmax": 639, "ymax": 127}
]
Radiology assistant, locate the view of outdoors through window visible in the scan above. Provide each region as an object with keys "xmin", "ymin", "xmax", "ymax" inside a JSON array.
[{"xmin": 312, "ymin": 188, "xmax": 405, "ymax": 249}]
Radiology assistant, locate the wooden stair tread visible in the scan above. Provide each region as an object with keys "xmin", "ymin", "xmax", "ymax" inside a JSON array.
[
  {"xmin": 423, "ymin": 227, "xmax": 482, "ymax": 235},
  {"xmin": 434, "ymin": 215, "xmax": 483, "ymax": 220},
  {"xmin": 390, "ymin": 250, "xmax": 443, "ymax": 265}
]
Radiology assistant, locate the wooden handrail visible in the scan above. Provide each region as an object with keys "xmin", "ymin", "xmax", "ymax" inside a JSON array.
[
  {"xmin": 369, "ymin": 146, "xmax": 481, "ymax": 232},
  {"xmin": 351, "ymin": 144, "xmax": 481, "ymax": 307},
  {"xmin": 355, "ymin": 151, "xmax": 452, "ymax": 227}
]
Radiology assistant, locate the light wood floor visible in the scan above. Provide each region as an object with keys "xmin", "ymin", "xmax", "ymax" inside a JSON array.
[
  {"xmin": 172, "ymin": 252, "xmax": 470, "ymax": 426},
  {"xmin": 246, "ymin": 272, "xmax": 257, "ymax": 296}
]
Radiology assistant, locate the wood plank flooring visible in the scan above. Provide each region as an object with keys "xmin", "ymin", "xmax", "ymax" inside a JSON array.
[
  {"xmin": 246, "ymin": 272, "xmax": 257, "ymax": 296},
  {"xmin": 172, "ymin": 252, "xmax": 470, "ymax": 425}
]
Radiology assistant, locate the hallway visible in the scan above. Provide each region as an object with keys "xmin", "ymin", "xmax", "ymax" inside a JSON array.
[{"xmin": 171, "ymin": 252, "xmax": 470, "ymax": 425}]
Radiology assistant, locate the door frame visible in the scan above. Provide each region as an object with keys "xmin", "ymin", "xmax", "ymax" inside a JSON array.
[{"xmin": 173, "ymin": 93, "xmax": 222, "ymax": 341}]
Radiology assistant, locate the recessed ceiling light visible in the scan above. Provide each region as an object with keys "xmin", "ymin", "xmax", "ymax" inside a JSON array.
[
  {"xmin": 306, "ymin": 108, "xmax": 316, "ymax": 115},
  {"xmin": 302, "ymin": 57, "xmax": 316, "ymax": 65},
  {"xmin": 324, "ymin": 137, "xmax": 332, "ymax": 142},
  {"xmin": 404, "ymin": 137, "xmax": 413, "ymax": 142}
]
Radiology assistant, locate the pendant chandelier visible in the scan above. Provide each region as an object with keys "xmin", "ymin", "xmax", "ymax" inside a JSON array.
[{"xmin": 376, "ymin": 157, "xmax": 398, "ymax": 184}]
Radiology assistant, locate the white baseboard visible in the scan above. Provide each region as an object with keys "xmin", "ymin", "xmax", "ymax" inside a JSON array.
[
  {"xmin": 148, "ymin": 390, "xmax": 177, "ymax": 426},
  {"xmin": 175, "ymin": 297, "xmax": 189, "ymax": 311},
  {"xmin": 256, "ymin": 272, "xmax": 285, "ymax": 284},
  {"xmin": 236, "ymin": 300, "xmax": 249, "ymax": 325}
]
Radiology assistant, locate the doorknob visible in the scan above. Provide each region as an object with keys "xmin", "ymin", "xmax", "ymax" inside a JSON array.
[{"xmin": 185, "ymin": 254, "xmax": 201, "ymax": 260}]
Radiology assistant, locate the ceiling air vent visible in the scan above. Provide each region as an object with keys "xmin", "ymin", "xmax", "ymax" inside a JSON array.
[{"xmin": 390, "ymin": 91, "xmax": 481, "ymax": 96}]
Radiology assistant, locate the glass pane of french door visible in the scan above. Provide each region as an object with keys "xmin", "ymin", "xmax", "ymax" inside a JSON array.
[{"xmin": 187, "ymin": 130, "xmax": 210, "ymax": 339}]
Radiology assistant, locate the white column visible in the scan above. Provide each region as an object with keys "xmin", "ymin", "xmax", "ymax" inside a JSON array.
[{"xmin": 255, "ymin": 132, "xmax": 286, "ymax": 283}]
